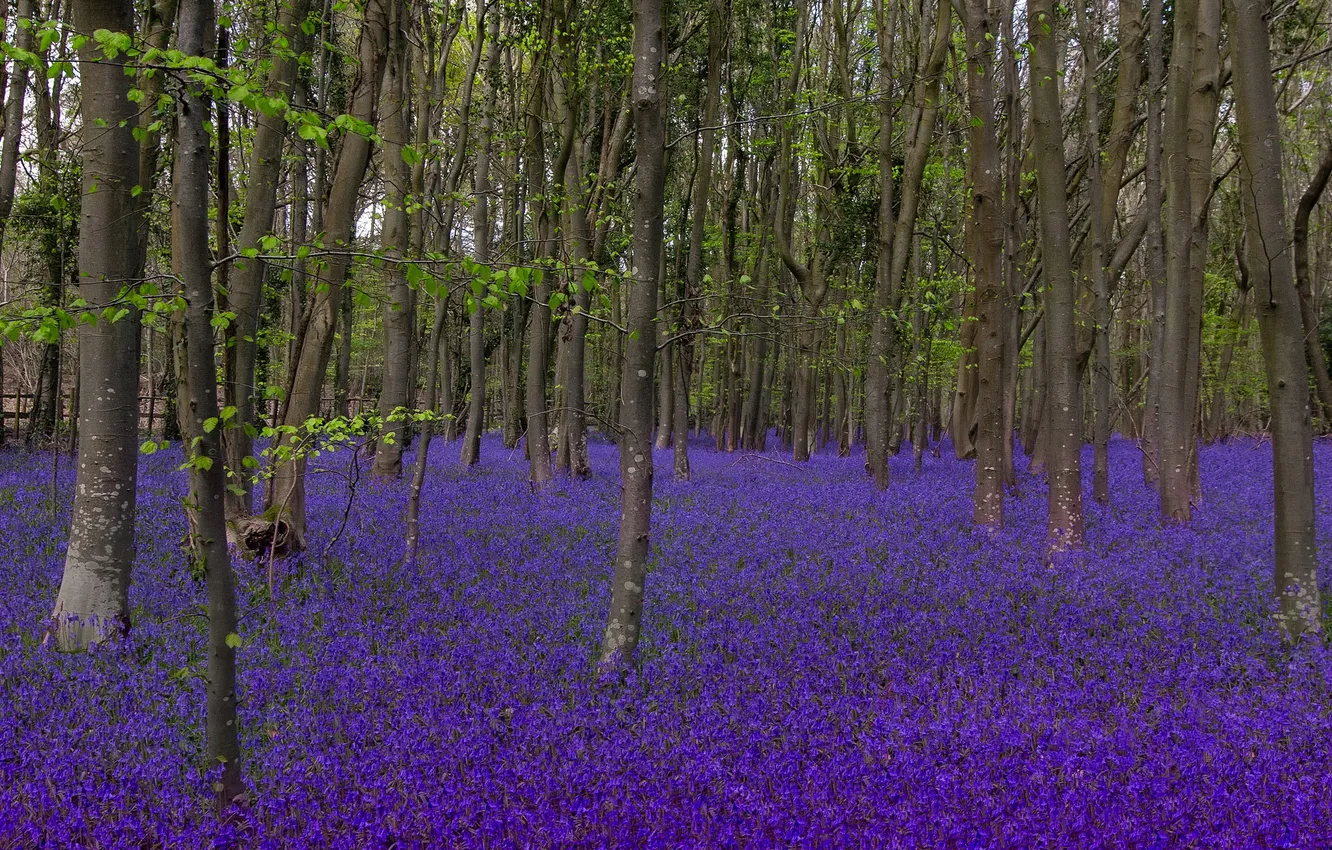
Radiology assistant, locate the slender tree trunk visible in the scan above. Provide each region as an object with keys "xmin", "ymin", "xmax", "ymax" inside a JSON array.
[
  {"xmin": 173, "ymin": 0, "xmax": 243, "ymax": 805},
  {"xmin": 963, "ymin": 0, "xmax": 1005, "ymax": 527},
  {"xmin": 1293, "ymin": 142, "xmax": 1332, "ymax": 425},
  {"xmin": 269, "ymin": 0, "xmax": 393, "ymax": 547},
  {"xmin": 224, "ymin": 0, "xmax": 308, "ymax": 517},
  {"xmin": 672, "ymin": 0, "xmax": 725, "ymax": 480},
  {"xmin": 374, "ymin": 20, "xmax": 414, "ymax": 477},
  {"xmin": 0, "ymin": 0, "xmax": 34, "ymax": 257},
  {"xmin": 461, "ymin": 10, "xmax": 499, "ymax": 467},
  {"xmin": 656, "ymin": 273, "xmax": 673, "ymax": 448},
  {"xmin": 601, "ymin": 0, "xmax": 665, "ymax": 667},
  {"xmin": 1227, "ymin": 0, "xmax": 1322, "ymax": 640},
  {"xmin": 1141, "ymin": 0, "xmax": 1166, "ymax": 487},
  {"xmin": 1076, "ymin": 0, "xmax": 1111, "ymax": 504},
  {"xmin": 523, "ymin": 14, "xmax": 560, "ymax": 488},
  {"xmin": 52, "ymin": 0, "xmax": 142, "ymax": 651},
  {"xmin": 404, "ymin": 299, "xmax": 448, "ymax": 564},
  {"xmin": 1028, "ymin": 0, "xmax": 1084, "ymax": 550}
]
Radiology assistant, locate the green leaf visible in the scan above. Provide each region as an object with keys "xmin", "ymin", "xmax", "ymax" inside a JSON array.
[{"xmin": 225, "ymin": 632, "xmax": 243, "ymax": 650}]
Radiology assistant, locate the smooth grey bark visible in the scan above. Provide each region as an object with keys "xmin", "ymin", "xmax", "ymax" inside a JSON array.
[
  {"xmin": 601, "ymin": 0, "xmax": 665, "ymax": 667},
  {"xmin": 1028, "ymin": 0, "xmax": 1083, "ymax": 551},
  {"xmin": 1227, "ymin": 0, "xmax": 1322, "ymax": 640},
  {"xmin": 173, "ymin": 0, "xmax": 243, "ymax": 805},
  {"xmin": 51, "ymin": 0, "xmax": 142, "ymax": 651}
]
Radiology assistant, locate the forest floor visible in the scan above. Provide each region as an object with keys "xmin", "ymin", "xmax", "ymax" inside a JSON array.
[{"xmin": 1, "ymin": 434, "xmax": 1330, "ymax": 847}]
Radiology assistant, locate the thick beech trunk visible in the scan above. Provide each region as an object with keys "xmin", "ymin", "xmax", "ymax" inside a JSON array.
[{"xmin": 51, "ymin": 0, "xmax": 143, "ymax": 651}]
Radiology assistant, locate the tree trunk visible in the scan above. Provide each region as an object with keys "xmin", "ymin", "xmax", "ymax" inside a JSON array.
[
  {"xmin": 269, "ymin": 0, "xmax": 393, "ymax": 548},
  {"xmin": 601, "ymin": 0, "xmax": 665, "ymax": 667},
  {"xmin": 404, "ymin": 299, "xmax": 448, "ymax": 564},
  {"xmin": 224, "ymin": 0, "xmax": 308, "ymax": 516},
  {"xmin": 1227, "ymin": 0, "xmax": 1322, "ymax": 640},
  {"xmin": 1293, "ymin": 142, "xmax": 1332, "ymax": 426},
  {"xmin": 461, "ymin": 10, "xmax": 500, "ymax": 467},
  {"xmin": 655, "ymin": 273, "xmax": 673, "ymax": 448},
  {"xmin": 963, "ymin": 0, "xmax": 1005, "ymax": 527},
  {"xmin": 0, "ymin": 0, "xmax": 34, "ymax": 256},
  {"xmin": 373, "ymin": 20, "xmax": 414, "ymax": 478},
  {"xmin": 672, "ymin": 0, "xmax": 725, "ymax": 480},
  {"xmin": 1028, "ymin": 0, "xmax": 1084, "ymax": 551},
  {"xmin": 1140, "ymin": 0, "xmax": 1166, "ymax": 487},
  {"xmin": 52, "ymin": 0, "xmax": 143, "ymax": 651},
  {"xmin": 1157, "ymin": 0, "xmax": 1203, "ymax": 520},
  {"xmin": 173, "ymin": 0, "xmax": 243, "ymax": 805},
  {"xmin": 1075, "ymin": 0, "xmax": 1112, "ymax": 504}
]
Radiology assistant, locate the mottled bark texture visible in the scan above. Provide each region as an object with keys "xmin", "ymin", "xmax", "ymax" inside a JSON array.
[
  {"xmin": 51, "ymin": 0, "xmax": 143, "ymax": 651},
  {"xmin": 601, "ymin": 0, "xmax": 665, "ymax": 666}
]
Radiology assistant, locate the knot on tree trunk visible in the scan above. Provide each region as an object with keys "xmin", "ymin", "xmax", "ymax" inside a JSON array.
[{"xmin": 230, "ymin": 516, "xmax": 302, "ymax": 560}]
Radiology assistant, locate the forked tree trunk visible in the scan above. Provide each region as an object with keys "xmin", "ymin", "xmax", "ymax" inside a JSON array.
[
  {"xmin": 865, "ymin": 0, "xmax": 949, "ymax": 486},
  {"xmin": 1293, "ymin": 143, "xmax": 1332, "ymax": 426},
  {"xmin": 51, "ymin": 0, "xmax": 143, "ymax": 651},
  {"xmin": 1227, "ymin": 0, "xmax": 1322, "ymax": 640}
]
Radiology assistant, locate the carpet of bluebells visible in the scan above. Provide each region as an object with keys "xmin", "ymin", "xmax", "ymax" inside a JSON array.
[{"xmin": 1, "ymin": 433, "xmax": 1331, "ymax": 848}]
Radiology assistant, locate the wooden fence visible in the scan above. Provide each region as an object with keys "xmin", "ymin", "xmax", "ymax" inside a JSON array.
[{"xmin": 0, "ymin": 392, "xmax": 379, "ymax": 439}]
